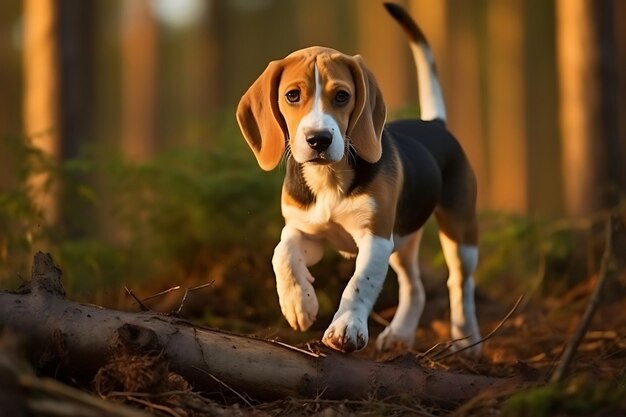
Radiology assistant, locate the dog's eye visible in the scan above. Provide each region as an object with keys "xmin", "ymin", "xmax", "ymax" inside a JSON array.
[
  {"xmin": 286, "ymin": 90, "xmax": 300, "ymax": 103},
  {"xmin": 334, "ymin": 90, "xmax": 350, "ymax": 105}
]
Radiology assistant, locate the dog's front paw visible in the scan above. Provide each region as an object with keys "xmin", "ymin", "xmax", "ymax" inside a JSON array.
[
  {"xmin": 375, "ymin": 326, "xmax": 415, "ymax": 352},
  {"xmin": 277, "ymin": 278, "xmax": 318, "ymax": 331},
  {"xmin": 322, "ymin": 311, "xmax": 368, "ymax": 353}
]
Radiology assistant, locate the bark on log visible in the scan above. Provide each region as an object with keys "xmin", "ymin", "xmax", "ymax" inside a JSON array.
[{"xmin": 0, "ymin": 252, "xmax": 511, "ymax": 405}]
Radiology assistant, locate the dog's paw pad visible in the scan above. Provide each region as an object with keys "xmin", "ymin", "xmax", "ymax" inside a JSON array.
[{"xmin": 322, "ymin": 313, "xmax": 368, "ymax": 353}]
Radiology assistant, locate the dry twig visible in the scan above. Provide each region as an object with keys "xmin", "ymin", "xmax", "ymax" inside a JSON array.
[
  {"xmin": 550, "ymin": 215, "xmax": 614, "ymax": 383},
  {"xmin": 433, "ymin": 294, "xmax": 525, "ymax": 361},
  {"xmin": 419, "ymin": 335, "xmax": 471, "ymax": 365},
  {"xmin": 20, "ymin": 374, "xmax": 151, "ymax": 417},
  {"xmin": 193, "ymin": 366, "xmax": 255, "ymax": 409},
  {"xmin": 125, "ymin": 396, "xmax": 184, "ymax": 417},
  {"xmin": 141, "ymin": 285, "xmax": 181, "ymax": 303},
  {"xmin": 124, "ymin": 286, "xmax": 150, "ymax": 312},
  {"xmin": 272, "ymin": 340, "xmax": 326, "ymax": 358},
  {"xmin": 174, "ymin": 280, "xmax": 215, "ymax": 316}
]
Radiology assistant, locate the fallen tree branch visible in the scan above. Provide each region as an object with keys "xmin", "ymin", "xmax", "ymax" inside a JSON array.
[
  {"xmin": 0, "ymin": 331, "xmax": 152, "ymax": 417},
  {"xmin": 0, "ymin": 252, "xmax": 514, "ymax": 405}
]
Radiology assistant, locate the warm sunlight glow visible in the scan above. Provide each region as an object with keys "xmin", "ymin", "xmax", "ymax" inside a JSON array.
[{"xmin": 152, "ymin": 0, "xmax": 206, "ymax": 28}]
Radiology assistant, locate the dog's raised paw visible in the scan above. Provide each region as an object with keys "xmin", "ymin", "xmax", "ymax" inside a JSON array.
[
  {"xmin": 277, "ymin": 279, "xmax": 318, "ymax": 331},
  {"xmin": 322, "ymin": 312, "xmax": 368, "ymax": 352}
]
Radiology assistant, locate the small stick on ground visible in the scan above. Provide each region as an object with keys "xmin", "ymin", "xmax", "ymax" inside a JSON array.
[
  {"xmin": 124, "ymin": 286, "xmax": 150, "ymax": 312},
  {"xmin": 550, "ymin": 215, "xmax": 614, "ymax": 383},
  {"xmin": 125, "ymin": 396, "xmax": 184, "ymax": 417},
  {"xmin": 433, "ymin": 294, "xmax": 525, "ymax": 361},
  {"xmin": 141, "ymin": 285, "xmax": 181, "ymax": 303},
  {"xmin": 193, "ymin": 366, "xmax": 254, "ymax": 408},
  {"xmin": 421, "ymin": 335, "xmax": 471, "ymax": 362},
  {"xmin": 272, "ymin": 340, "xmax": 325, "ymax": 358},
  {"xmin": 21, "ymin": 374, "xmax": 152, "ymax": 417},
  {"xmin": 188, "ymin": 281, "xmax": 215, "ymax": 292},
  {"xmin": 174, "ymin": 281, "xmax": 215, "ymax": 316}
]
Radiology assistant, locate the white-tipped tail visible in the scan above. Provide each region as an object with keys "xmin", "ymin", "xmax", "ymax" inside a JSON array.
[
  {"xmin": 410, "ymin": 42, "xmax": 446, "ymax": 121},
  {"xmin": 385, "ymin": 3, "xmax": 447, "ymax": 122}
]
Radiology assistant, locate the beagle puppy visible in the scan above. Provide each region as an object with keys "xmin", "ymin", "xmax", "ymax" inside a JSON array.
[{"xmin": 236, "ymin": 3, "xmax": 482, "ymax": 354}]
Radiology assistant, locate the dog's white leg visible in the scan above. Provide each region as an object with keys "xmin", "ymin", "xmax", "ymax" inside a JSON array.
[
  {"xmin": 272, "ymin": 225, "xmax": 324, "ymax": 331},
  {"xmin": 323, "ymin": 234, "xmax": 394, "ymax": 352},
  {"xmin": 439, "ymin": 231, "xmax": 482, "ymax": 355},
  {"xmin": 376, "ymin": 229, "xmax": 425, "ymax": 351}
]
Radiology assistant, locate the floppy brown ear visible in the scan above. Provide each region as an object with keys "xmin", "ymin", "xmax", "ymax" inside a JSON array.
[
  {"xmin": 236, "ymin": 60, "xmax": 288, "ymax": 171},
  {"xmin": 346, "ymin": 55, "xmax": 387, "ymax": 163}
]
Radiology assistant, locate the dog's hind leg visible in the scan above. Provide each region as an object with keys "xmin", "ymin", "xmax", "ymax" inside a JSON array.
[
  {"xmin": 435, "ymin": 171, "xmax": 482, "ymax": 355},
  {"xmin": 376, "ymin": 229, "xmax": 425, "ymax": 351},
  {"xmin": 438, "ymin": 229, "xmax": 481, "ymax": 354}
]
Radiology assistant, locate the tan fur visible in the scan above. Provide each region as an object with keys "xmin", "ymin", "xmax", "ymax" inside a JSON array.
[
  {"xmin": 237, "ymin": 47, "xmax": 387, "ymax": 169},
  {"xmin": 236, "ymin": 60, "xmax": 289, "ymax": 171},
  {"xmin": 367, "ymin": 142, "xmax": 404, "ymax": 238},
  {"xmin": 435, "ymin": 165, "xmax": 479, "ymax": 246}
]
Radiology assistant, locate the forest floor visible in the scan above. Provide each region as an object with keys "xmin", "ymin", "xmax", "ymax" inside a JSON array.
[
  {"xmin": 3, "ymin": 262, "xmax": 624, "ymax": 417},
  {"xmin": 254, "ymin": 271, "xmax": 626, "ymax": 417}
]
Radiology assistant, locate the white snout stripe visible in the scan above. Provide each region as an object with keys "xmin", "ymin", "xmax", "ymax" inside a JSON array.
[{"xmin": 292, "ymin": 63, "xmax": 345, "ymax": 164}]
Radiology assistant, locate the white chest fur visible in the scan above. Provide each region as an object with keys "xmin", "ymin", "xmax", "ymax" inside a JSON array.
[{"xmin": 282, "ymin": 164, "xmax": 376, "ymax": 254}]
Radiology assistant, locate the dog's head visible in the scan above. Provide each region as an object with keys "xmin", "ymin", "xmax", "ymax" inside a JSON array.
[{"xmin": 236, "ymin": 47, "xmax": 386, "ymax": 171}]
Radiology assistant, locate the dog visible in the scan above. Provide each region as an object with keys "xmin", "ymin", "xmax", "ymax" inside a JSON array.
[{"xmin": 236, "ymin": 3, "xmax": 482, "ymax": 355}]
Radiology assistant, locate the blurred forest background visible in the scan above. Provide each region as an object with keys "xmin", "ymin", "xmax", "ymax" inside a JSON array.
[{"xmin": 0, "ymin": 0, "xmax": 625, "ymax": 327}]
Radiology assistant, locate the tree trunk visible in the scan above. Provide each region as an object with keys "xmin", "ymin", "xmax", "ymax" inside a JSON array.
[
  {"xmin": 0, "ymin": 253, "xmax": 511, "ymax": 405},
  {"xmin": 58, "ymin": 0, "xmax": 95, "ymax": 238},
  {"xmin": 556, "ymin": 0, "xmax": 611, "ymax": 216},
  {"xmin": 524, "ymin": 0, "xmax": 562, "ymax": 215},
  {"xmin": 23, "ymin": 0, "xmax": 60, "ymax": 224},
  {"xmin": 0, "ymin": 3, "xmax": 22, "ymax": 191},
  {"xmin": 615, "ymin": 1, "xmax": 626, "ymax": 193},
  {"xmin": 486, "ymin": 0, "xmax": 528, "ymax": 214},
  {"xmin": 22, "ymin": 0, "xmax": 94, "ymax": 230},
  {"xmin": 120, "ymin": 0, "xmax": 157, "ymax": 162}
]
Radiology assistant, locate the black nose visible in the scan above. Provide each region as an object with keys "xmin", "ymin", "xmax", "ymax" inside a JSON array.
[{"xmin": 306, "ymin": 131, "xmax": 333, "ymax": 152}]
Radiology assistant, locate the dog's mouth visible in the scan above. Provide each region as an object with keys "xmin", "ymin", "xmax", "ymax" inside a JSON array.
[
  {"xmin": 306, "ymin": 156, "xmax": 334, "ymax": 165},
  {"xmin": 304, "ymin": 150, "xmax": 339, "ymax": 165}
]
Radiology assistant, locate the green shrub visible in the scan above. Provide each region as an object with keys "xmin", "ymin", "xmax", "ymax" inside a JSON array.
[{"xmin": 0, "ymin": 130, "xmax": 284, "ymax": 300}]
